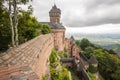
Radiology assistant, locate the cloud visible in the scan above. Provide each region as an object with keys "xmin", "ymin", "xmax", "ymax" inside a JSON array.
[
  {"xmin": 66, "ymin": 24, "xmax": 120, "ymax": 34},
  {"xmin": 83, "ymin": 0, "xmax": 120, "ymax": 9},
  {"xmin": 61, "ymin": 0, "xmax": 120, "ymax": 27},
  {"xmin": 27, "ymin": 0, "xmax": 120, "ymax": 27}
]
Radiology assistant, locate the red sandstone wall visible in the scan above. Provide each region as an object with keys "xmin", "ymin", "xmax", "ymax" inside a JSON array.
[
  {"xmin": 52, "ymin": 29, "xmax": 65, "ymax": 52},
  {"xmin": 0, "ymin": 34, "xmax": 54, "ymax": 80}
]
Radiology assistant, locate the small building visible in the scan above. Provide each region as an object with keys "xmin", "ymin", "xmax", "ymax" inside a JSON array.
[
  {"xmin": 70, "ymin": 36, "xmax": 76, "ymax": 44},
  {"xmin": 89, "ymin": 56, "xmax": 98, "ymax": 67}
]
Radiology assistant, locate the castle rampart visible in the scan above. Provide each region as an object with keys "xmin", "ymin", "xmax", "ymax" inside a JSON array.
[{"xmin": 0, "ymin": 34, "xmax": 54, "ymax": 80}]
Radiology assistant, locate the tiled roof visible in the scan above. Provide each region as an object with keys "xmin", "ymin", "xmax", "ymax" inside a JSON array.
[
  {"xmin": 49, "ymin": 4, "xmax": 61, "ymax": 14},
  {"xmin": 60, "ymin": 58, "xmax": 75, "ymax": 63},
  {"xmin": 89, "ymin": 56, "xmax": 98, "ymax": 64},
  {"xmin": 70, "ymin": 36, "xmax": 75, "ymax": 40},
  {"xmin": 41, "ymin": 22, "xmax": 65, "ymax": 29},
  {"xmin": 70, "ymin": 36, "xmax": 75, "ymax": 44}
]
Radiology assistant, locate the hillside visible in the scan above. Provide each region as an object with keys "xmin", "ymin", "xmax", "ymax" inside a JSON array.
[
  {"xmin": 66, "ymin": 33, "xmax": 120, "ymax": 45},
  {"xmin": 76, "ymin": 38, "xmax": 120, "ymax": 80},
  {"xmin": 67, "ymin": 33, "xmax": 120, "ymax": 57},
  {"xmin": 102, "ymin": 44, "xmax": 120, "ymax": 56}
]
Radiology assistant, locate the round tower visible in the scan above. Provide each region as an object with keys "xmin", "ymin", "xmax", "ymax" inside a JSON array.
[{"xmin": 49, "ymin": 4, "xmax": 61, "ymax": 23}]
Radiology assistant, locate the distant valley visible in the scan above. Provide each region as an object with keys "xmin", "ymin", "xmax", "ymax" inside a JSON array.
[
  {"xmin": 103, "ymin": 44, "xmax": 120, "ymax": 57},
  {"xmin": 66, "ymin": 33, "xmax": 120, "ymax": 56}
]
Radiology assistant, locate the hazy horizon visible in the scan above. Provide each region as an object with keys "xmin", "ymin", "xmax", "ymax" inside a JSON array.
[{"xmin": 66, "ymin": 24, "xmax": 120, "ymax": 34}]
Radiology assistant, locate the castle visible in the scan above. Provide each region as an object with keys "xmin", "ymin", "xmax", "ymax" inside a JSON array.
[
  {"xmin": 42, "ymin": 4, "xmax": 65, "ymax": 52},
  {"xmin": 0, "ymin": 4, "xmax": 69, "ymax": 80},
  {"xmin": 42, "ymin": 5, "xmax": 80, "ymax": 57},
  {"xmin": 0, "ymin": 4, "xmax": 98, "ymax": 80}
]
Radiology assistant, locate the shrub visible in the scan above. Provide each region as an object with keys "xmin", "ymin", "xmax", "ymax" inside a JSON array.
[
  {"xmin": 80, "ymin": 38, "xmax": 90, "ymax": 50},
  {"xmin": 49, "ymin": 49, "xmax": 71, "ymax": 80},
  {"xmin": 42, "ymin": 24, "xmax": 51, "ymax": 34},
  {"xmin": 88, "ymin": 72, "xmax": 96, "ymax": 80},
  {"xmin": 89, "ymin": 64, "xmax": 98, "ymax": 73},
  {"xmin": 42, "ymin": 75, "xmax": 47, "ymax": 80},
  {"xmin": 49, "ymin": 49, "xmax": 58, "ymax": 63}
]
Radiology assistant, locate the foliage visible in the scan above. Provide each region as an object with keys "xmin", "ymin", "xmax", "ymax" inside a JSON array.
[
  {"xmin": 18, "ymin": 11, "xmax": 51, "ymax": 44},
  {"xmin": 81, "ymin": 38, "xmax": 120, "ymax": 80},
  {"xmin": 0, "ymin": 6, "xmax": 10, "ymax": 51},
  {"xmin": 58, "ymin": 52, "xmax": 68, "ymax": 58},
  {"xmin": 83, "ymin": 46, "xmax": 94, "ymax": 59},
  {"xmin": 4, "ymin": 0, "xmax": 33, "ymax": 47},
  {"xmin": 88, "ymin": 64, "xmax": 98, "ymax": 73},
  {"xmin": 49, "ymin": 49, "xmax": 58, "ymax": 63},
  {"xmin": 49, "ymin": 49, "xmax": 72, "ymax": 80},
  {"xmin": 75, "ymin": 40, "xmax": 81, "ymax": 47},
  {"xmin": 0, "ymin": 0, "xmax": 51, "ymax": 52},
  {"xmin": 80, "ymin": 38, "xmax": 90, "ymax": 50},
  {"xmin": 103, "ymin": 44, "xmax": 120, "ymax": 55},
  {"xmin": 62, "ymin": 67, "xmax": 71, "ymax": 80},
  {"xmin": 42, "ymin": 75, "xmax": 47, "ymax": 80},
  {"xmin": 0, "ymin": 8, "xmax": 51, "ymax": 52},
  {"xmin": 64, "ymin": 47, "xmax": 67, "ymax": 52},
  {"xmin": 88, "ymin": 72, "xmax": 96, "ymax": 80},
  {"xmin": 50, "ymin": 63, "xmax": 71, "ymax": 80},
  {"xmin": 93, "ymin": 49, "xmax": 120, "ymax": 80},
  {"xmin": 18, "ymin": 10, "xmax": 42, "ymax": 44},
  {"xmin": 68, "ymin": 69, "xmax": 80, "ymax": 80},
  {"xmin": 41, "ymin": 24, "xmax": 51, "ymax": 34}
]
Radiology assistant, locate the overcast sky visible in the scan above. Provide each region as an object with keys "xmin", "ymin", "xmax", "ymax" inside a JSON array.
[{"xmin": 25, "ymin": 0, "xmax": 120, "ymax": 34}]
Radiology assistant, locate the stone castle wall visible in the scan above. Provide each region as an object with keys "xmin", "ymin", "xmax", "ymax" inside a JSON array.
[
  {"xmin": 52, "ymin": 29, "xmax": 65, "ymax": 52},
  {"xmin": 0, "ymin": 34, "xmax": 54, "ymax": 80}
]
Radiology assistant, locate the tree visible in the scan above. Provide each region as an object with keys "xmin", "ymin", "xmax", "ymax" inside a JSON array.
[
  {"xmin": 89, "ymin": 64, "xmax": 98, "ymax": 73},
  {"xmin": 75, "ymin": 40, "xmax": 81, "ymax": 47},
  {"xmin": 93, "ymin": 49, "xmax": 120, "ymax": 80},
  {"xmin": 50, "ymin": 49, "xmax": 71, "ymax": 80},
  {"xmin": 81, "ymin": 39, "xmax": 120, "ymax": 80},
  {"xmin": 83, "ymin": 46, "xmax": 94, "ymax": 59},
  {"xmin": 6, "ymin": 0, "xmax": 32, "ymax": 47},
  {"xmin": 0, "ymin": 4, "xmax": 10, "ymax": 52},
  {"xmin": 80, "ymin": 38, "xmax": 90, "ymax": 50},
  {"xmin": 42, "ymin": 24, "xmax": 51, "ymax": 34},
  {"xmin": 18, "ymin": 10, "xmax": 42, "ymax": 44},
  {"xmin": 0, "ymin": 7, "xmax": 41, "ymax": 51}
]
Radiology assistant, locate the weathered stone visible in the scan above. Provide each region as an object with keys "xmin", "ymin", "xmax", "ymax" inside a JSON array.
[
  {"xmin": 1, "ymin": 54, "xmax": 12, "ymax": 61},
  {"xmin": 0, "ymin": 4, "xmax": 67, "ymax": 80}
]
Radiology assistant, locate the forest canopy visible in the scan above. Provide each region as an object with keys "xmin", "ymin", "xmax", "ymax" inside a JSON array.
[{"xmin": 76, "ymin": 38, "xmax": 120, "ymax": 80}]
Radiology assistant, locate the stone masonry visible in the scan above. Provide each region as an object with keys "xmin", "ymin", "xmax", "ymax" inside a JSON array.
[
  {"xmin": 0, "ymin": 34, "xmax": 54, "ymax": 80},
  {"xmin": 42, "ymin": 4, "xmax": 65, "ymax": 52},
  {"xmin": 0, "ymin": 4, "xmax": 67, "ymax": 80}
]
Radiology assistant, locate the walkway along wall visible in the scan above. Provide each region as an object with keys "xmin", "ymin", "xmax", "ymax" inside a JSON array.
[{"xmin": 0, "ymin": 34, "xmax": 54, "ymax": 80}]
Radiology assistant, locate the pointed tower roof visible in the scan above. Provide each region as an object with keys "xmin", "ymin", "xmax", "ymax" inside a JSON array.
[
  {"xmin": 70, "ymin": 36, "xmax": 75, "ymax": 40},
  {"xmin": 41, "ymin": 4, "xmax": 65, "ymax": 29},
  {"xmin": 89, "ymin": 56, "xmax": 98, "ymax": 64},
  {"xmin": 49, "ymin": 4, "xmax": 61, "ymax": 14},
  {"xmin": 70, "ymin": 36, "xmax": 75, "ymax": 44}
]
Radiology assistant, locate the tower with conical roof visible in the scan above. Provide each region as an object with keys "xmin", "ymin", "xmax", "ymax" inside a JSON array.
[
  {"xmin": 41, "ymin": 4, "xmax": 65, "ymax": 52},
  {"xmin": 49, "ymin": 4, "xmax": 61, "ymax": 23}
]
